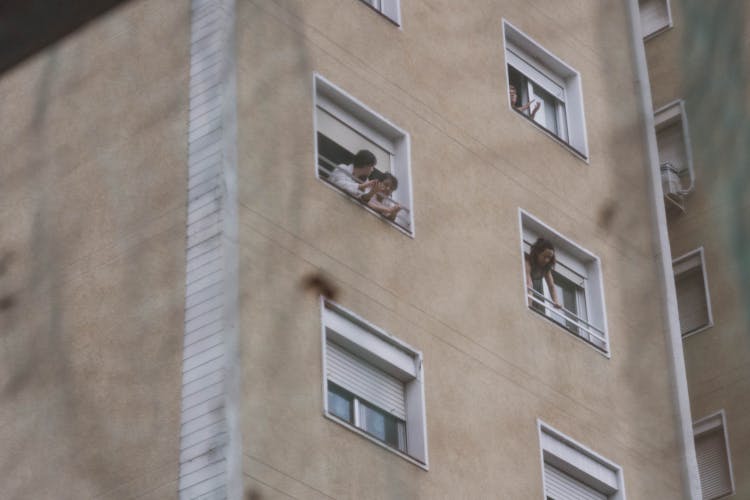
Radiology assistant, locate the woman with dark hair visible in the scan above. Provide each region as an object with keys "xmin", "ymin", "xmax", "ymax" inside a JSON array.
[{"xmin": 525, "ymin": 237, "xmax": 562, "ymax": 309}]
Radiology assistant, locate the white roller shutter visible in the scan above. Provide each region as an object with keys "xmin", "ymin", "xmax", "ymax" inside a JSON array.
[
  {"xmin": 316, "ymin": 106, "xmax": 392, "ymax": 172},
  {"xmin": 326, "ymin": 340, "xmax": 406, "ymax": 420},
  {"xmin": 696, "ymin": 428, "xmax": 733, "ymax": 499},
  {"xmin": 506, "ymin": 45, "xmax": 565, "ymax": 100},
  {"xmin": 675, "ymin": 266, "xmax": 709, "ymax": 335},
  {"xmin": 544, "ymin": 463, "xmax": 608, "ymax": 500}
]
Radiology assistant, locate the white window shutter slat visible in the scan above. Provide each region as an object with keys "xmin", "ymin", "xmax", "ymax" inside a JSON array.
[
  {"xmin": 675, "ymin": 267, "xmax": 709, "ymax": 335},
  {"xmin": 696, "ymin": 428, "xmax": 733, "ymax": 499},
  {"xmin": 544, "ymin": 463, "xmax": 608, "ymax": 500},
  {"xmin": 327, "ymin": 340, "xmax": 406, "ymax": 420}
]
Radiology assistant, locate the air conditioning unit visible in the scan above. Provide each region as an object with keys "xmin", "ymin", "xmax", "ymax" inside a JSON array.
[
  {"xmin": 660, "ymin": 161, "xmax": 686, "ymax": 213},
  {"xmin": 660, "ymin": 161, "xmax": 683, "ymax": 196}
]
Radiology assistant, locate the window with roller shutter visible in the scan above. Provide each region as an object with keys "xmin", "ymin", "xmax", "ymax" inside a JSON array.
[
  {"xmin": 321, "ymin": 300, "xmax": 428, "ymax": 466},
  {"xmin": 694, "ymin": 411, "xmax": 735, "ymax": 499},
  {"xmin": 673, "ymin": 247, "xmax": 713, "ymax": 338},
  {"xmin": 503, "ymin": 20, "xmax": 589, "ymax": 159},
  {"xmin": 313, "ymin": 73, "xmax": 414, "ymax": 235},
  {"xmin": 539, "ymin": 421, "xmax": 626, "ymax": 500},
  {"xmin": 638, "ymin": 0, "xmax": 673, "ymax": 39},
  {"xmin": 520, "ymin": 210, "xmax": 610, "ymax": 355}
]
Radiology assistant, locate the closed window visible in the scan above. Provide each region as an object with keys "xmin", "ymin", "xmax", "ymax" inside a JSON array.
[
  {"xmin": 521, "ymin": 210, "xmax": 609, "ymax": 354},
  {"xmin": 322, "ymin": 301, "xmax": 428, "ymax": 466},
  {"xmin": 694, "ymin": 411, "xmax": 735, "ymax": 499},
  {"xmin": 639, "ymin": 0, "xmax": 673, "ymax": 39},
  {"xmin": 314, "ymin": 74, "xmax": 414, "ymax": 235},
  {"xmin": 539, "ymin": 422, "xmax": 626, "ymax": 500},
  {"xmin": 673, "ymin": 247, "xmax": 713, "ymax": 338},
  {"xmin": 358, "ymin": 0, "xmax": 401, "ymax": 26},
  {"xmin": 504, "ymin": 20, "xmax": 588, "ymax": 158}
]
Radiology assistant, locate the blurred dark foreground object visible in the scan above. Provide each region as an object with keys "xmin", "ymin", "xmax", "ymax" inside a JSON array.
[{"xmin": 0, "ymin": 0, "xmax": 133, "ymax": 75}]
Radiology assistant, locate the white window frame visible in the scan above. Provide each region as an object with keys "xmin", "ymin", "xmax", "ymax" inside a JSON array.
[
  {"xmin": 503, "ymin": 20, "xmax": 589, "ymax": 160},
  {"xmin": 313, "ymin": 73, "xmax": 415, "ymax": 237},
  {"xmin": 673, "ymin": 247, "xmax": 713, "ymax": 338},
  {"xmin": 655, "ymin": 100, "xmax": 695, "ymax": 200},
  {"xmin": 639, "ymin": 0, "xmax": 673, "ymax": 40},
  {"xmin": 358, "ymin": 0, "xmax": 401, "ymax": 26},
  {"xmin": 694, "ymin": 410, "xmax": 735, "ymax": 499},
  {"xmin": 519, "ymin": 209, "xmax": 610, "ymax": 356},
  {"xmin": 320, "ymin": 300, "xmax": 428, "ymax": 468},
  {"xmin": 538, "ymin": 420, "xmax": 626, "ymax": 500}
]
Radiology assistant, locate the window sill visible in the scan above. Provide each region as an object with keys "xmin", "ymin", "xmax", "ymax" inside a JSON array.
[
  {"xmin": 643, "ymin": 23, "xmax": 674, "ymax": 41},
  {"xmin": 323, "ymin": 413, "xmax": 428, "ymax": 470},
  {"xmin": 358, "ymin": 2, "xmax": 401, "ymax": 28},
  {"xmin": 511, "ymin": 108, "xmax": 589, "ymax": 162},
  {"xmin": 317, "ymin": 177, "xmax": 415, "ymax": 238},
  {"xmin": 527, "ymin": 305, "xmax": 610, "ymax": 358},
  {"xmin": 681, "ymin": 322, "xmax": 714, "ymax": 340}
]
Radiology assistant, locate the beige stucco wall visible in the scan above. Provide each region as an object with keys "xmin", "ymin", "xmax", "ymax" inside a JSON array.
[
  {"xmin": 645, "ymin": 1, "xmax": 750, "ymax": 497},
  {"xmin": 237, "ymin": 1, "xmax": 688, "ymax": 498},
  {"xmin": 0, "ymin": 1, "xmax": 189, "ymax": 498}
]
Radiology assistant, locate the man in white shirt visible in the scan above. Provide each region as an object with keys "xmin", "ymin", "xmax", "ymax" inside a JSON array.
[{"xmin": 329, "ymin": 149, "xmax": 381, "ymax": 204}]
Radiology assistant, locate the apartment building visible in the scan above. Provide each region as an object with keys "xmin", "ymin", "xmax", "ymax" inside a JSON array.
[
  {"xmin": 1, "ymin": 0, "xmax": 740, "ymax": 498},
  {"xmin": 640, "ymin": 0, "xmax": 750, "ymax": 498}
]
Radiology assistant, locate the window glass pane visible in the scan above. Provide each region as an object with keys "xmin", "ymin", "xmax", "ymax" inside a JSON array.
[
  {"xmin": 552, "ymin": 271, "xmax": 586, "ymax": 335},
  {"xmin": 531, "ymin": 82, "xmax": 566, "ymax": 139},
  {"xmin": 360, "ymin": 400, "xmax": 406, "ymax": 451},
  {"xmin": 318, "ymin": 132, "xmax": 354, "ymax": 179},
  {"xmin": 508, "ymin": 66, "xmax": 567, "ymax": 142},
  {"xmin": 327, "ymin": 382, "xmax": 354, "ymax": 423}
]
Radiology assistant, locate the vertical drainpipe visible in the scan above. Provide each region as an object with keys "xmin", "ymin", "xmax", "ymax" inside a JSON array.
[
  {"xmin": 624, "ymin": 1, "xmax": 702, "ymax": 498},
  {"xmin": 179, "ymin": 0, "xmax": 242, "ymax": 498}
]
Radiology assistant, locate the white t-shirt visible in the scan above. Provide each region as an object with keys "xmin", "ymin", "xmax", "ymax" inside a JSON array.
[{"xmin": 329, "ymin": 164, "xmax": 364, "ymax": 198}]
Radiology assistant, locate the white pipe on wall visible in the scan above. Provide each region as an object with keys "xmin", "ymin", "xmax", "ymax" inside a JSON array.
[{"xmin": 624, "ymin": 1, "xmax": 703, "ymax": 498}]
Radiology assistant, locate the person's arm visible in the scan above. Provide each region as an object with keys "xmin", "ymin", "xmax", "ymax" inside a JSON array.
[
  {"xmin": 368, "ymin": 197, "xmax": 401, "ymax": 220},
  {"xmin": 358, "ymin": 180, "xmax": 382, "ymax": 203},
  {"xmin": 544, "ymin": 270, "xmax": 562, "ymax": 308},
  {"xmin": 515, "ymin": 98, "xmax": 536, "ymax": 113},
  {"xmin": 529, "ymin": 101, "xmax": 540, "ymax": 120},
  {"xmin": 329, "ymin": 167, "xmax": 363, "ymax": 198}
]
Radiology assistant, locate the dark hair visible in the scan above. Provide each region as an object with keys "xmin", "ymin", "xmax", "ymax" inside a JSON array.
[
  {"xmin": 352, "ymin": 149, "xmax": 377, "ymax": 168},
  {"xmin": 381, "ymin": 172, "xmax": 398, "ymax": 191},
  {"xmin": 528, "ymin": 237, "xmax": 556, "ymax": 273}
]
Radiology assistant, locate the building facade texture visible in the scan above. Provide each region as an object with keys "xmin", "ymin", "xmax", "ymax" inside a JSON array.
[{"xmin": 0, "ymin": 0, "xmax": 746, "ymax": 499}]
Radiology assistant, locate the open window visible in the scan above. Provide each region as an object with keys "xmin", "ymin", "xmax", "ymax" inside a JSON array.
[
  {"xmin": 321, "ymin": 301, "xmax": 428, "ymax": 467},
  {"xmin": 694, "ymin": 411, "xmax": 735, "ymax": 500},
  {"xmin": 358, "ymin": 0, "xmax": 401, "ymax": 26},
  {"xmin": 656, "ymin": 100, "xmax": 694, "ymax": 213},
  {"xmin": 520, "ymin": 210, "xmax": 609, "ymax": 354},
  {"xmin": 539, "ymin": 421, "xmax": 626, "ymax": 500},
  {"xmin": 639, "ymin": 0, "xmax": 673, "ymax": 39},
  {"xmin": 503, "ymin": 20, "xmax": 588, "ymax": 159},
  {"xmin": 673, "ymin": 247, "xmax": 713, "ymax": 338},
  {"xmin": 313, "ymin": 74, "xmax": 414, "ymax": 235}
]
